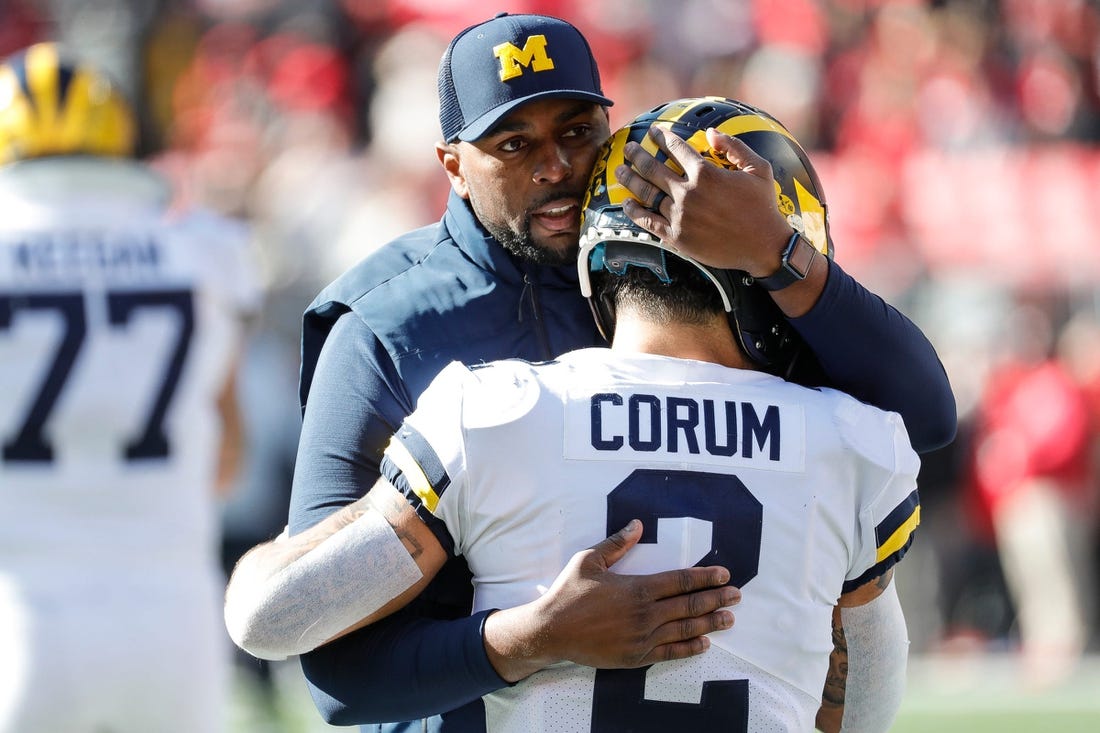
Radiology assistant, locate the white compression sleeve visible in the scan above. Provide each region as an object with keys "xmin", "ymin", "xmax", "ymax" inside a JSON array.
[
  {"xmin": 839, "ymin": 581, "xmax": 910, "ymax": 733},
  {"xmin": 224, "ymin": 510, "xmax": 423, "ymax": 661}
]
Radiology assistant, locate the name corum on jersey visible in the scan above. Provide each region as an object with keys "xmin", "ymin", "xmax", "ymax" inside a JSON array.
[{"xmin": 589, "ymin": 392, "xmax": 782, "ymax": 461}]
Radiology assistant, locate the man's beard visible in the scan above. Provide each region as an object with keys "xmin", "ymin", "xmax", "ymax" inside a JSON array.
[
  {"xmin": 474, "ymin": 191, "xmax": 580, "ymax": 267},
  {"xmin": 486, "ymin": 218, "xmax": 576, "ymax": 267}
]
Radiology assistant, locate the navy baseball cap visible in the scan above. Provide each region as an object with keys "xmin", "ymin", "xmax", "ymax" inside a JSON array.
[{"xmin": 438, "ymin": 12, "xmax": 614, "ymax": 143}]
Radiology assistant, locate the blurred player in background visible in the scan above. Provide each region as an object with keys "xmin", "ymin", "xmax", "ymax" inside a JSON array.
[
  {"xmin": 0, "ymin": 43, "xmax": 260, "ymax": 733},
  {"xmin": 226, "ymin": 98, "xmax": 919, "ymax": 733}
]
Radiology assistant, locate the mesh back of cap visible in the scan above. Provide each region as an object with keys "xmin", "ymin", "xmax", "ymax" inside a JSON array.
[{"xmin": 437, "ymin": 41, "xmax": 464, "ymax": 142}]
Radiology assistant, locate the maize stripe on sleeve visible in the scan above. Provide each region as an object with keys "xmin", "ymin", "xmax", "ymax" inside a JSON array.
[
  {"xmin": 875, "ymin": 490, "xmax": 920, "ymax": 563},
  {"xmin": 842, "ymin": 489, "xmax": 921, "ymax": 594},
  {"xmin": 380, "ymin": 442, "xmax": 455, "ymax": 557},
  {"xmin": 384, "ymin": 425, "xmax": 451, "ymax": 513}
]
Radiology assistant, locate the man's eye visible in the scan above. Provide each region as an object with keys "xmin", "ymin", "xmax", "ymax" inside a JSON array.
[
  {"xmin": 499, "ymin": 138, "xmax": 526, "ymax": 153},
  {"xmin": 563, "ymin": 124, "xmax": 592, "ymax": 139}
]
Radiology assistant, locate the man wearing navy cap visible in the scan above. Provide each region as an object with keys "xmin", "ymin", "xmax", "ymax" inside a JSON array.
[
  {"xmin": 438, "ymin": 12, "xmax": 613, "ymax": 143},
  {"xmin": 225, "ymin": 12, "xmax": 955, "ymax": 733}
]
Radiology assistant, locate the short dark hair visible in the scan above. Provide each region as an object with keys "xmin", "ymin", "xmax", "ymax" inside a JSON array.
[{"xmin": 591, "ymin": 253, "xmax": 726, "ymax": 327}]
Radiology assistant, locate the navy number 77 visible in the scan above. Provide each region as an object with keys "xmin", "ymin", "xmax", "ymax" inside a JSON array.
[{"xmin": 0, "ymin": 289, "xmax": 194, "ymax": 463}]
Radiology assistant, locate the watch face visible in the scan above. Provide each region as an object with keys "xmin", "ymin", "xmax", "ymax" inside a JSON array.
[{"xmin": 787, "ymin": 234, "xmax": 817, "ymax": 278}]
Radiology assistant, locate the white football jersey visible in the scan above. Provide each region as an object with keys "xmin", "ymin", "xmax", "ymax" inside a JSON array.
[
  {"xmin": 0, "ymin": 158, "xmax": 261, "ymax": 580},
  {"xmin": 382, "ymin": 348, "xmax": 921, "ymax": 733}
]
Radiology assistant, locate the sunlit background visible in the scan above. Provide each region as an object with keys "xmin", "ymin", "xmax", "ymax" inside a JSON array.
[{"xmin": 5, "ymin": 0, "xmax": 1098, "ymax": 730}]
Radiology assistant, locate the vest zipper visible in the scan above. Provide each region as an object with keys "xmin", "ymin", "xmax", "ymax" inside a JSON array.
[{"xmin": 520, "ymin": 272, "xmax": 553, "ymax": 359}]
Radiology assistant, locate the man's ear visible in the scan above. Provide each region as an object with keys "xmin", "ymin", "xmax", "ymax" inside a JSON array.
[{"xmin": 435, "ymin": 141, "xmax": 469, "ymax": 199}]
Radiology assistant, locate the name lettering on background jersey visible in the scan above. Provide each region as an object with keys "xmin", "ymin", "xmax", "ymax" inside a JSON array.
[
  {"xmin": 5, "ymin": 232, "xmax": 163, "ymax": 282},
  {"xmin": 494, "ymin": 35, "xmax": 555, "ymax": 81},
  {"xmin": 565, "ymin": 389, "xmax": 805, "ymax": 472}
]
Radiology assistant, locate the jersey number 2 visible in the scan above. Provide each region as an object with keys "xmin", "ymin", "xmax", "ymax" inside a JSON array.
[
  {"xmin": 0, "ymin": 289, "xmax": 195, "ymax": 463},
  {"xmin": 591, "ymin": 469, "xmax": 762, "ymax": 732}
]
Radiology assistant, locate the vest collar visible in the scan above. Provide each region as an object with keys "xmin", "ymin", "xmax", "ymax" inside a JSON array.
[{"xmin": 442, "ymin": 188, "xmax": 581, "ymax": 290}]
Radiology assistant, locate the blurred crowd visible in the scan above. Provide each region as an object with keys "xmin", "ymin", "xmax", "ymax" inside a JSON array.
[{"xmin": 6, "ymin": 0, "xmax": 1099, "ymax": 703}]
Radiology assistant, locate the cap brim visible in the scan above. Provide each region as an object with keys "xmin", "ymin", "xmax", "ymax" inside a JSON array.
[{"xmin": 455, "ymin": 90, "xmax": 613, "ymax": 142}]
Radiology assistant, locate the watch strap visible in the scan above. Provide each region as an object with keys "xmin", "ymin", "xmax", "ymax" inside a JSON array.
[{"xmin": 754, "ymin": 231, "xmax": 818, "ymax": 291}]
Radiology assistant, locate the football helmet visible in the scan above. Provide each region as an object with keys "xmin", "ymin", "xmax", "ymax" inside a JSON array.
[
  {"xmin": 0, "ymin": 43, "xmax": 135, "ymax": 165},
  {"xmin": 579, "ymin": 96, "xmax": 833, "ymax": 377}
]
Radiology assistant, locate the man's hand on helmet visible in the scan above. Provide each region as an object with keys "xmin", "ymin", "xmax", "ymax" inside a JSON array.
[{"xmin": 617, "ymin": 125, "xmax": 792, "ymax": 278}]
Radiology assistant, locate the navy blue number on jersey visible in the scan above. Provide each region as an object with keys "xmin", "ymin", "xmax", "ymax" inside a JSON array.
[
  {"xmin": 0, "ymin": 289, "xmax": 195, "ymax": 463},
  {"xmin": 591, "ymin": 469, "xmax": 762, "ymax": 732},
  {"xmin": 107, "ymin": 290, "xmax": 195, "ymax": 459}
]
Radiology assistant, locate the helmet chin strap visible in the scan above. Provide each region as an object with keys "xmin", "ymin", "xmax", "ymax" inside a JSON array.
[{"xmin": 588, "ymin": 290, "xmax": 616, "ymax": 343}]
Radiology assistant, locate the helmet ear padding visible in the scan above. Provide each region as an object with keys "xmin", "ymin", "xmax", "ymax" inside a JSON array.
[
  {"xmin": 579, "ymin": 96, "xmax": 835, "ymax": 378},
  {"xmin": 729, "ymin": 283, "xmax": 793, "ymax": 367},
  {"xmin": 727, "ymin": 284, "xmax": 824, "ymax": 383}
]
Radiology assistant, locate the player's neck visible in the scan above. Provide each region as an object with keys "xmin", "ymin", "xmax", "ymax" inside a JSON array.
[{"xmin": 610, "ymin": 315, "xmax": 753, "ymax": 370}]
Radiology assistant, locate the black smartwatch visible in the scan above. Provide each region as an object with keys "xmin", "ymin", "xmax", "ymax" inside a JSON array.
[{"xmin": 753, "ymin": 231, "xmax": 818, "ymax": 291}]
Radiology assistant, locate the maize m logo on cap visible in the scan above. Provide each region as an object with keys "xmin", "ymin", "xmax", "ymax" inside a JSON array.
[{"xmin": 493, "ymin": 35, "xmax": 555, "ymax": 81}]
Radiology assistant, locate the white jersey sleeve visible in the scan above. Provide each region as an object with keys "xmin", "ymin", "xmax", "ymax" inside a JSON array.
[
  {"xmin": 379, "ymin": 358, "xmax": 543, "ymax": 558},
  {"xmin": 378, "ymin": 360, "xmax": 470, "ymax": 556},
  {"xmin": 830, "ymin": 392, "xmax": 922, "ymax": 593}
]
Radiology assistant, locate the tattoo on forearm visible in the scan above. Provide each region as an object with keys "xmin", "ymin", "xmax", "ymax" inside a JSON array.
[
  {"xmin": 821, "ymin": 614, "xmax": 848, "ymax": 710},
  {"xmin": 332, "ymin": 499, "xmax": 369, "ymax": 531},
  {"xmin": 395, "ymin": 526, "xmax": 427, "ymax": 560},
  {"xmin": 366, "ymin": 489, "xmax": 407, "ymax": 526},
  {"xmin": 268, "ymin": 496, "xmax": 372, "ymax": 568},
  {"xmin": 367, "ymin": 486, "xmax": 427, "ymax": 560}
]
